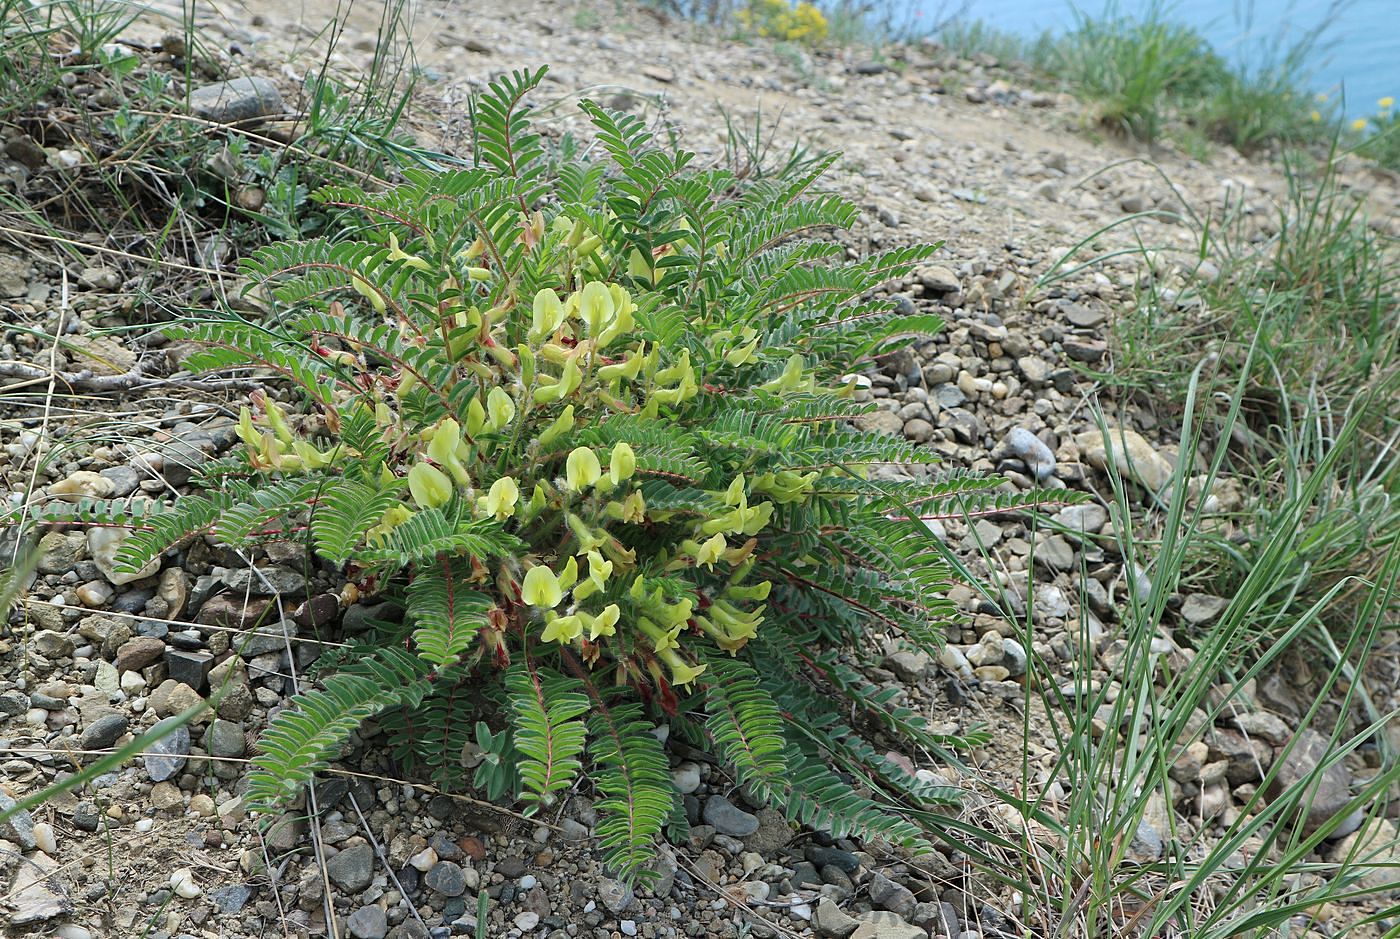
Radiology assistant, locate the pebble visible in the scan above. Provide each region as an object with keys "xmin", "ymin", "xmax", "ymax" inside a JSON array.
[
  {"xmin": 170, "ymin": 868, "xmax": 202, "ymax": 899},
  {"xmin": 143, "ymin": 717, "xmax": 191, "ymax": 781},
  {"xmin": 702, "ymin": 795, "xmax": 759, "ymax": 837},
  {"xmin": 188, "ymin": 76, "xmax": 284, "ymax": 123},
  {"xmin": 1004, "ymin": 428, "xmax": 1056, "ymax": 481},
  {"xmin": 79, "ymin": 712, "xmax": 129, "ymax": 750},
  {"xmin": 0, "ymin": 791, "xmax": 38, "ymax": 849},
  {"xmin": 671, "ymin": 762, "xmax": 701, "ymax": 794},
  {"xmin": 513, "ymin": 911, "xmax": 540, "ymax": 930},
  {"xmin": 33, "ymin": 821, "xmax": 57, "ymax": 855},
  {"xmin": 348, "ymin": 905, "xmax": 389, "ymax": 939},
  {"xmin": 327, "ymin": 843, "xmax": 376, "ymax": 893},
  {"xmin": 425, "ymin": 860, "xmax": 467, "ymax": 896}
]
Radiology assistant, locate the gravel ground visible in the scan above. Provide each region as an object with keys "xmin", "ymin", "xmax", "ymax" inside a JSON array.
[{"xmin": 2, "ymin": 1, "xmax": 1399, "ymax": 937}]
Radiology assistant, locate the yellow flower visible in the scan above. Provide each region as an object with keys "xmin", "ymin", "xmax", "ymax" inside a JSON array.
[
  {"xmin": 1380, "ymin": 97, "xmax": 1395, "ymax": 109},
  {"xmin": 1309, "ymin": 110, "xmax": 1322, "ymax": 122},
  {"xmin": 565, "ymin": 446, "xmax": 602, "ymax": 491},
  {"xmin": 694, "ymin": 532, "xmax": 727, "ymax": 570},
  {"xmin": 1315, "ymin": 92, "xmax": 1328, "ymax": 103},
  {"xmin": 407, "ymin": 462, "xmax": 452, "ymax": 509},
  {"xmin": 483, "ymin": 476, "xmax": 519, "ymax": 520},
  {"xmin": 1351, "ymin": 118, "xmax": 1369, "ymax": 132},
  {"xmin": 541, "ymin": 611, "xmax": 583, "ymax": 644},
  {"xmin": 588, "ymin": 603, "xmax": 620, "ymax": 640},
  {"xmin": 486, "ymin": 386, "xmax": 516, "ymax": 431},
  {"xmin": 530, "ymin": 288, "xmax": 566, "ymax": 342},
  {"xmin": 609, "ymin": 441, "xmax": 636, "ymax": 484},
  {"xmin": 521, "ymin": 565, "xmax": 562, "ymax": 609}
]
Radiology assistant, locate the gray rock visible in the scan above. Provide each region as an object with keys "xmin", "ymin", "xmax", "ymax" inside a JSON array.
[
  {"xmin": 1181, "ymin": 593, "xmax": 1229, "ymax": 625},
  {"xmin": 867, "ymin": 871, "xmax": 916, "ymax": 918},
  {"xmin": 852, "ymin": 910, "xmax": 924, "ymax": 939},
  {"xmin": 598, "ymin": 877, "xmax": 634, "ymax": 914},
  {"xmin": 1266, "ymin": 728, "xmax": 1352, "ymax": 833},
  {"xmin": 917, "ymin": 265, "xmax": 961, "ymax": 294},
  {"xmin": 1032, "ymin": 534, "xmax": 1076, "ymax": 572},
  {"xmin": 327, "ymin": 843, "xmax": 375, "ymax": 893},
  {"xmin": 881, "ymin": 650, "xmax": 931, "ymax": 683},
  {"xmin": 143, "ymin": 717, "xmax": 191, "ymax": 781},
  {"xmin": 7, "ymin": 851, "xmax": 72, "ymax": 925},
  {"xmin": 813, "ymin": 897, "xmax": 861, "ymax": 938},
  {"xmin": 36, "ymin": 531, "xmax": 86, "ymax": 574},
  {"xmin": 0, "ymin": 791, "xmax": 38, "ymax": 849},
  {"xmin": 1004, "ymin": 428, "xmax": 1055, "ymax": 481},
  {"xmin": 1328, "ymin": 819, "xmax": 1400, "ymax": 896},
  {"xmin": 167, "ymin": 648, "xmax": 214, "ymax": 690},
  {"xmin": 0, "ymin": 688, "xmax": 28, "ymax": 716},
  {"xmin": 32, "ymin": 629, "xmax": 74, "ymax": 658},
  {"xmin": 206, "ymin": 719, "xmax": 246, "ymax": 758},
  {"xmin": 220, "ymin": 565, "xmax": 308, "ymax": 597},
  {"xmin": 348, "ymin": 905, "xmax": 389, "ymax": 939},
  {"xmin": 1064, "ymin": 338, "xmax": 1106, "ymax": 363},
  {"xmin": 1053, "ymin": 502, "xmax": 1108, "ymax": 534},
  {"xmin": 1127, "ymin": 820, "xmax": 1164, "ymax": 862},
  {"xmin": 188, "ymin": 76, "xmax": 284, "ymax": 124},
  {"xmin": 209, "ymin": 884, "xmax": 254, "ymax": 913},
  {"xmin": 425, "ymin": 860, "xmax": 467, "ymax": 896},
  {"xmin": 80, "ymin": 713, "xmax": 129, "ymax": 750},
  {"xmin": 1016, "ymin": 355, "xmax": 1052, "ymax": 386},
  {"xmin": 1230, "ymin": 711, "xmax": 1292, "ymax": 747},
  {"xmin": 702, "ymin": 795, "xmax": 759, "ymax": 837}
]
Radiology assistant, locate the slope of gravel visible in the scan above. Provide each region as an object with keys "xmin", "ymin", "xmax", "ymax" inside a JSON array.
[{"xmin": 2, "ymin": 1, "xmax": 1398, "ymax": 937}]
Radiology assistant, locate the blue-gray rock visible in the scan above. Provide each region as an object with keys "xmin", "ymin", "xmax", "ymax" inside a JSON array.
[
  {"xmin": 0, "ymin": 791, "xmax": 37, "ymax": 849},
  {"xmin": 702, "ymin": 795, "xmax": 758, "ymax": 837},
  {"xmin": 327, "ymin": 843, "xmax": 376, "ymax": 893},
  {"xmin": 80, "ymin": 713, "xmax": 129, "ymax": 750},
  {"xmin": 209, "ymin": 884, "xmax": 254, "ymax": 914},
  {"xmin": 1004, "ymin": 428, "xmax": 1056, "ymax": 481},
  {"xmin": 348, "ymin": 905, "xmax": 389, "ymax": 939},
  {"xmin": 143, "ymin": 717, "xmax": 190, "ymax": 781},
  {"xmin": 424, "ymin": 860, "xmax": 466, "ymax": 897},
  {"xmin": 188, "ymin": 77, "xmax": 284, "ymax": 125}
]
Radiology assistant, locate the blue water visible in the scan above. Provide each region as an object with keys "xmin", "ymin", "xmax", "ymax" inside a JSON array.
[{"xmin": 935, "ymin": 0, "xmax": 1398, "ymax": 119}]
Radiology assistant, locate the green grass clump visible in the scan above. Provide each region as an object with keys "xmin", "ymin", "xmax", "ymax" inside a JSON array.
[{"xmin": 1353, "ymin": 95, "xmax": 1400, "ymax": 171}]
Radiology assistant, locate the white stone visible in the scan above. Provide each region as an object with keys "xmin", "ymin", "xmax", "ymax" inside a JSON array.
[{"xmin": 32, "ymin": 821, "xmax": 57, "ymax": 855}]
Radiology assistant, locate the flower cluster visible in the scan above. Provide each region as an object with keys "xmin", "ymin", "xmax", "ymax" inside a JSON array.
[
  {"xmin": 736, "ymin": 0, "xmax": 829, "ymax": 44},
  {"xmin": 233, "ymin": 235, "xmax": 795, "ymax": 693}
]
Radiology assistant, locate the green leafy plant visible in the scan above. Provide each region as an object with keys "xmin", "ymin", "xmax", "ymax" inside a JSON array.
[{"xmin": 38, "ymin": 66, "xmax": 1058, "ymax": 881}]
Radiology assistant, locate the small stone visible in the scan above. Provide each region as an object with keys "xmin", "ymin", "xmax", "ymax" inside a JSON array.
[
  {"xmin": 513, "ymin": 911, "xmax": 540, "ymax": 930},
  {"xmin": 219, "ymin": 565, "xmax": 308, "ymax": 596},
  {"xmin": 1033, "ymin": 534, "xmax": 1076, "ymax": 572},
  {"xmin": 1230, "ymin": 711, "xmax": 1293, "ymax": 747},
  {"xmin": 851, "ymin": 910, "xmax": 924, "ymax": 939},
  {"xmin": 1052, "ymin": 503, "xmax": 1108, "ymax": 534},
  {"xmin": 425, "ymin": 860, "xmax": 467, "ymax": 896},
  {"xmin": 868, "ymin": 872, "xmax": 916, "ymax": 918},
  {"xmin": 1329, "ymin": 819, "xmax": 1400, "ymax": 896},
  {"xmin": 188, "ymin": 76, "xmax": 284, "ymax": 124},
  {"xmin": 80, "ymin": 713, "xmax": 129, "ymax": 750},
  {"xmin": 1181, "ymin": 594, "xmax": 1229, "ymax": 625},
  {"xmin": 32, "ymin": 629, "xmax": 75, "ymax": 658},
  {"xmin": 48, "ymin": 470, "xmax": 115, "ymax": 501},
  {"xmin": 166, "ymin": 648, "xmax": 214, "ymax": 690},
  {"xmin": 1004, "ymin": 428, "xmax": 1055, "ymax": 481},
  {"xmin": 671, "ymin": 762, "xmax": 701, "ymax": 794},
  {"xmin": 171, "ymin": 867, "xmax": 202, "ymax": 899},
  {"xmin": 115, "ymin": 635, "xmax": 166, "ymax": 672},
  {"xmin": 1064, "ymin": 338, "xmax": 1106, "ymax": 363},
  {"xmin": 89, "ymin": 526, "xmax": 160, "ymax": 585},
  {"xmin": 327, "ymin": 843, "xmax": 375, "ymax": 893},
  {"xmin": 209, "ymin": 884, "xmax": 254, "ymax": 913},
  {"xmin": 32, "ymin": 820, "xmax": 57, "ymax": 855},
  {"xmin": 598, "ymin": 877, "xmax": 634, "ymax": 914},
  {"xmin": 144, "ymin": 717, "xmax": 191, "ymax": 781},
  {"xmin": 36, "ymin": 531, "xmax": 86, "ymax": 574},
  {"xmin": 1266, "ymin": 728, "xmax": 1351, "ymax": 833},
  {"xmin": 75, "ymin": 580, "xmax": 115, "ymax": 607},
  {"xmin": 348, "ymin": 905, "xmax": 389, "ymax": 939},
  {"xmin": 881, "ymin": 649, "xmax": 931, "ymax": 682},
  {"xmin": 0, "ymin": 794, "xmax": 36, "ymax": 850},
  {"xmin": 641, "ymin": 65, "xmax": 675, "ymax": 83},
  {"xmin": 206, "ymin": 718, "xmax": 246, "ymax": 758},
  {"xmin": 7, "ymin": 851, "xmax": 71, "ymax": 924},
  {"xmin": 702, "ymin": 795, "xmax": 759, "ymax": 837},
  {"xmin": 1074, "ymin": 427, "xmax": 1174, "ymax": 493},
  {"xmin": 150, "ymin": 780, "xmax": 184, "ymax": 812},
  {"xmin": 917, "ymin": 265, "xmax": 961, "ymax": 294}
]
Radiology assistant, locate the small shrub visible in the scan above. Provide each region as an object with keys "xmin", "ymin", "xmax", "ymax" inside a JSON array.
[
  {"xmin": 736, "ymin": 0, "xmax": 829, "ymax": 44},
  {"xmin": 44, "ymin": 67, "xmax": 1060, "ymax": 880}
]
